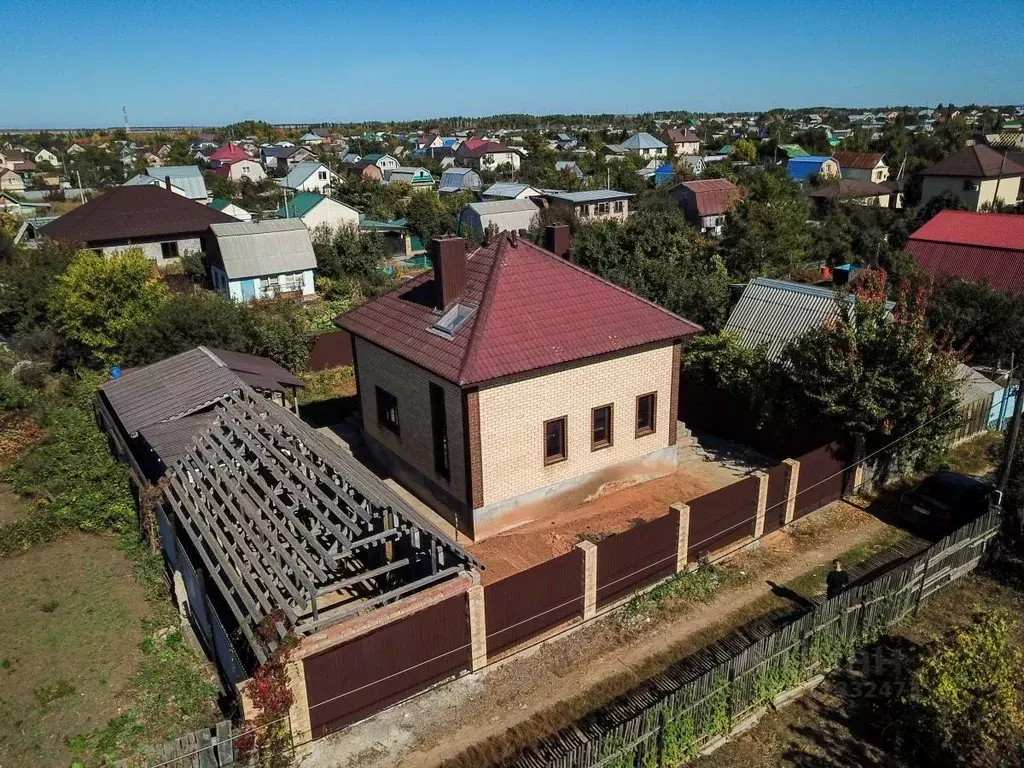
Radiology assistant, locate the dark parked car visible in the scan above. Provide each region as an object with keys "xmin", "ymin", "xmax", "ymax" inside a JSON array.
[{"xmin": 899, "ymin": 472, "xmax": 998, "ymax": 527}]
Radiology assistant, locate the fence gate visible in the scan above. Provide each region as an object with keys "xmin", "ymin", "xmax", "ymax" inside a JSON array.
[{"xmin": 303, "ymin": 594, "xmax": 471, "ymax": 739}]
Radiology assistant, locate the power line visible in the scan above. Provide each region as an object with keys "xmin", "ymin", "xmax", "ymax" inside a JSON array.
[{"xmin": 140, "ymin": 391, "xmax": 995, "ymax": 768}]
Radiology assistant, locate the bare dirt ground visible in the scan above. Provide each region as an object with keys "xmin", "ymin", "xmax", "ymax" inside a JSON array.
[
  {"xmin": 469, "ymin": 458, "xmax": 749, "ymax": 583},
  {"xmin": 0, "ymin": 532, "xmax": 151, "ymax": 767},
  {"xmin": 302, "ymin": 501, "xmax": 903, "ymax": 768}
]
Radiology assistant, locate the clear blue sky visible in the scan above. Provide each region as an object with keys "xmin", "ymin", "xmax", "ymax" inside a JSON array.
[{"xmin": 2, "ymin": 0, "xmax": 1022, "ymax": 129}]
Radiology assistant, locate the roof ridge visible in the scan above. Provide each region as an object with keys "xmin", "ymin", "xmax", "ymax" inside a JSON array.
[
  {"xmin": 199, "ymin": 346, "xmax": 227, "ymax": 368},
  {"xmin": 457, "ymin": 237, "xmax": 507, "ymax": 384}
]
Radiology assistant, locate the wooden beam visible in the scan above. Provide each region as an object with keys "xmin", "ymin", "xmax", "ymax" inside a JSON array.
[{"xmin": 313, "ymin": 558, "xmax": 411, "ymax": 597}]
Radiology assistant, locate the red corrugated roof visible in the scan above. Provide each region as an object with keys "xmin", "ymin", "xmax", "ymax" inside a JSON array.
[
  {"xmin": 909, "ymin": 210, "xmax": 1024, "ymax": 250},
  {"xmin": 906, "ymin": 240, "xmax": 1024, "ymax": 294},
  {"xmin": 337, "ymin": 234, "xmax": 701, "ymax": 385},
  {"xmin": 832, "ymin": 151, "xmax": 884, "ymax": 170},
  {"xmin": 679, "ymin": 179, "xmax": 741, "ymax": 217}
]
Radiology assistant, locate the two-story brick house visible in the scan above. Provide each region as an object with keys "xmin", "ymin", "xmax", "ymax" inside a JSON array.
[{"xmin": 336, "ymin": 228, "xmax": 701, "ymax": 540}]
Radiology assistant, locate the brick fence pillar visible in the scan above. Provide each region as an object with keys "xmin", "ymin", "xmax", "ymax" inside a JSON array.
[
  {"xmin": 852, "ymin": 433, "xmax": 866, "ymax": 493},
  {"xmin": 577, "ymin": 540, "xmax": 598, "ymax": 620},
  {"xmin": 670, "ymin": 502, "xmax": 690, "ymax": 572},
  {"xmin": 286, "ymin": 660, "xmax": 313, "ymax": 756},
  {"xmin": 783, "ymin": 458, "xmax": 800, "ymax": 525},
  {"xmin": 752, "ymin": 471, "xmax": 769, "ymax": 538},
  {"xmin": 467, "ymin": 584, "xmax": 487, "ymax": 671}
]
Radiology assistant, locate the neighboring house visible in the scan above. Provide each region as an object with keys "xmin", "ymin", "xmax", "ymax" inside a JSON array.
[
  {"xmin": 543, "ymin": 190, "xmax": 632, "ymax": 222},
  {"xmin": 832, "ymin": 151, "xmax": 889, "ymax": 183},
  {"xmin": 207, "ymin": 219, "xmax": 318, "ymax": 303},
  {"xmin": 620, "ymin": 132, "xmax": 668, "ymax": 159},
  {"xmin": 460, "ymin": 200, "xmax": 540, "ymax": 240},
  {"xmin": 0, "ymin": 168, "xmax": 25, "ymax": 192},
  {"xmin": 361, "ymin": 153, "xmax": 401, "ymax": 173},
  {"xmin": 335, "ymin": 231, "xmax": 701, "ymax": 539},
  {"xmin": 601, "ymin": 144, "xmax": 630, "ymax": 161},
  {"xmin": 96, "ymin": 346, "xmax": 306, "ymax": 482},
  {"xmin": 39, "ymin": 185, "xmax": 236, "ymax": 263},
  {"xmin": 787, "ymin": 155, "xmax": 841, "ymax": 182},
  {"xmin": 776, "ymin": 144, "xmax": 809, "ymax": 160},
  {"xmin": 663, "ymin": 128, "xmax": 700, "ymax": 156},
  {"xmin": 482, "ymin": 182, "xmax": 540, "ymax": 201},
  {"xmin": 806, "ymin": 179, "xmax": 901, "ymax": 210},
  {"xmin": 33, "ymin": 148, "xmax": 59, "ymax": 167},
  {"xmin": 677, "ymin": 155, "xmax": 706, "ymax": 176},
  {"xmin": 457, "ymin": 142, "xmax": 522, "ymax": 171},
  {"xmin": 360, "ymin": 217, "xmax": 421, "ymax": 257},
  {"xmin": 278, "ymin": 191, "xmax": 360, "ymax": 231},
  {"xmin": 0, "ymin": 191, "xmax": 47, "ymax": 215},
  {"xmin": 278, "ymin": 162, "xmax": 341, "ymax": 195},
  {"xmin": 124, "ymin": 165, "xmax": 209, "ymax": 201},
  {"xmin": 555, "ymin": 160, "xmax": 585, "ymax": 180},
  {"xmin": 905, "ymin": 211, "xmax": 1024, "ymax": 295},
  {"xmin": 212, "ymin": 158, "xmax": 268, "ymax": 184},
  {"xmin": 724, "ymin": 277, "xmax": 891, "ymax": 360},
  {"xmin": 385, "ymin": 167, "xmax": 435, "ymax": 188},
  {"xmin": 917, "ymin": 145, "xmax": 1024, "ymax": 211},
  {"xmin": 345, "ymin": 161, "xmax": 384, "ymax": 182},
  {"xmin": 260, "ymin": 145, "xmax": 315, "ymax": 169},
  {"xmin": 669, "ymin": 179, "xmax": 741, "ymax": 235},
  {"xmin": 438, "ymin": 167, "xmax": 482, "ymax": 195},
  {"xmin": 416, "ymin": 133, "xmax": 443, "ymax": 150},
  {"xmin": 66, "ymin": 142, "xmax": 86, "ymax": 155},
  {"xmin": 210, "ymin": 197, "xmax": 252, "ymax": 222},
  {"xmin": 300, "ymin": 132, "xmax": 325, "ymax": 146},
  {"xmin": 208, "ymin": 142, "xmax": 250, "ymax": 168}
]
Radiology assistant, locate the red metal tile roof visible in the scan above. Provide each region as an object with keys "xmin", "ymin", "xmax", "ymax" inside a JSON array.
[
  {"xmin": 678, "ymin": 179, "xmax": 741, "ymax": 217},
  {"xmin": 39, "ymin": 186, "xmax": 236, "ymax": 244},
  {"xmin": 918, "ymin": 144, "xmax": 1024, "ymax": 178},
  {"xmin": 336, "ymin": 234, "xmax": 701, "ymax": 386},
  {"xmin": 906, "ymin": 211, "xmax": 1024, "ymax": 294},
  {"xmin": 909, "ymin": 210, "xmax": 1024, "ymax": 250},
  {"xmin": 209, "ymin": 142, "xmax": 250, "ymax": 162},
  {"xmin": 832, "ymin": 151, "xmax": 884, "ymax": 170}
]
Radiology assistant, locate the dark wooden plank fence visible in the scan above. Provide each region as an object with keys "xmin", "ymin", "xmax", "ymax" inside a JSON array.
[
  {"xmin": 114, "ymin": 720, "xmax": 235, "ymax": 767},
  {"xmin": 303, "ymin": 593, "xmax": 471, "ymax": 739},
  {"xmin": 510, "ymin": 509, "xmax": 1000, "ymax": 767},
  {"xmin": 596, "ymin": 511, "xmax": 679, "ymax": 608},
  {"xmin": 485, "ymin": 549, "xmax": 585, "ymax": 656}
]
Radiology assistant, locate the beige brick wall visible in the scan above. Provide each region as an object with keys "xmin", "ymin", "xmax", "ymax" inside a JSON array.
[
  {"xmin": 476, "ymin": 343, "xmax": 675, "ymax": 507},
  {"xmin": 354, "ymin": 338, "xmax": 467, "ymax": 506}
]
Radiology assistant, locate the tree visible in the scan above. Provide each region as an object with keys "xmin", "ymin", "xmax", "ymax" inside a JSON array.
[
  {"xmin": 0, "ymin": 237, "xmax": 78, "ymax": 336},
  {"xmin": 48, "ymin": 248, "xmax": 169, "ymax": 367},
  {"xmin": 911, "ymin": 610, "xmax": 1024, "ymax": 765},
  {"xmin": 309, "ymin": 224, "xmax": 395, "ymax": 301},
  {"xmin": 729, "ymin": 139, "xmax": 757, "ymax": 163},
  {"xmin": 936, "ymin": 115, "xmax": 972, "ymax": 155},
  {"xmin": 120, "ymin": 292, "xmax": 249, "ymax": 366},
  {"xmin": 720, "ymin": 169, "xmax": 811, "ymax": 279},
  {"xmin": 405, "ymin": 190, "xmax": 455, "ymax": 243},
  {"xmin": 244, "ymin": 300, "xmax": 314, "ymax": 372},
  {"xmin": 777, "ymin": 270, "xmax": 959, "ymax": 467},
  {"xmin": 927, "ymin": 276, "xmax": 1024, "ymax": 367},
  {"xmin": 912, "ymin": 189, "xmax": 968, "ymax": 231}
]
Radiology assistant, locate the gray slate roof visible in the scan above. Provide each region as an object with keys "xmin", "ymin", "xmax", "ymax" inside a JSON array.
[
  {"xmin": 724, "ymin": 278, "xmax": 854, "ymax": 360},
  {"xmin": 544, "ymin": 189, "xmax": 633, "ymax": 203},
  {"xmin": 125, "ymin": 165, "xmax": 208, "ymax": 200},
  {"xmin": 209, "ymin": 219, "xmax": 317, "ymax": 280},
  {"xmin": 621, "ymin": 132, "xmax": 668, "ymax": 151},
  {"xmin": 101, "ymin": 346, "xmax": 303, "ymax": 436},
  {"xmin": 278, "ymin": 162, "xmax": 333, "ymax": 190},
  {"xmin": 483, "ymin": 182, "xmax": 537, "ymax": 198}
]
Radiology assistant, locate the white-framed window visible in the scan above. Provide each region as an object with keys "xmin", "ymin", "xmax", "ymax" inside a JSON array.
[
  {"xmin": 281, "ymin": 272, "xmax": 304, "ymax": 293},
  {"xmin": 595, "ymin": 202, "xmax": 610, "ymax": 215},
  {"xmin": 318, "ymin": 170, "xmax": 327, "ymax": 180},
  {"xmin": 613, "ymin": 200, "xmax": 624, "ymax": 213}
]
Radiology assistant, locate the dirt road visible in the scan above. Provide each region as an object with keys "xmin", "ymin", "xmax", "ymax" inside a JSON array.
[{"xmin": 302, "ymin": 502, "xmax": 902, "ymax": 768}]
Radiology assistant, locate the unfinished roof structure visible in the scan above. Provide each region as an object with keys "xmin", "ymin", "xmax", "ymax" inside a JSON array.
[{"xmin": 161, "ymin": 387, "xmax": 476, "ymax": 660}]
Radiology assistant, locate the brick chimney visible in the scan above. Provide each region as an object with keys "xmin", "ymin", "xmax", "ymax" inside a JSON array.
[
  {"xmin": 431, "ymin": 237, "xmax": 466, "ymax": 310},
  {"xmin": 544, "ymin": 224, "xmax": 571, "ymax": 259},
  {"xmin": 164, "ymin": 175, "xmax": 172, "ymax": 191}
]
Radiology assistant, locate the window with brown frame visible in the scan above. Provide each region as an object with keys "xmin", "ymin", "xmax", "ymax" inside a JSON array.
[
  {"xmin": 591, "ymin": 404, "xmax": 613, "ymax": 451},
  {"xmin": 636, "ymin": 392, "xmax": 657, "ymax": 437},
  {"xmin": 544, "ymin": 416, "xmax": 567, "ymax": 465}
]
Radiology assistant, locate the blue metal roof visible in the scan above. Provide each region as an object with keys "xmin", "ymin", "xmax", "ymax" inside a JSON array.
[{"xmin": 787, "ymin": 156, "xmax": 833, "ymax": 182}]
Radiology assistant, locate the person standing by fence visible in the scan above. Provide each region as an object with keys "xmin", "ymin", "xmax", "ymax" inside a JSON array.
[{"xmin": 826, "ymin": 559, "xmax": 849, "ymax": 599}]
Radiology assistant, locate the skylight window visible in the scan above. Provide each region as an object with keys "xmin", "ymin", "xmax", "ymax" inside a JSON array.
[{"xmin": 429, "ymin": 301, "xmax": 477, "ymax": 340}]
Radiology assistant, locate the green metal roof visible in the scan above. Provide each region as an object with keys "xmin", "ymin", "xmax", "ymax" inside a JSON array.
[
  {"xmin": 277, "ymin": 191, "xmax": 324, "ymax": 219},
  {"xmin": 210, "ymin": 197, "xmax": 233, "ymax": 211},
  {"xmin": 359, "ymin": 218, "xmax": 407, "ymax": 231},
  {"xmin": 777, "ymin": 144, "xmax": 810, "ymax": 158}
]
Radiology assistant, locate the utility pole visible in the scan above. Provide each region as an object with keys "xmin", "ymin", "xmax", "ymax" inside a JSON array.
[{"xmin": 1000, "ymin": 374, "xmax": 1024, "ymax": 497}]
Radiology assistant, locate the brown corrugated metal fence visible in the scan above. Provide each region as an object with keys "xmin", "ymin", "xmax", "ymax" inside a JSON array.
[
  {"xmin": 763, "ymin": 462, "xmax": 791, "ymax": 535},
  {"xmin": 308, "ymin": 330, "xmax": 354, "ymax": 371},
  {"xmin": 484, "ymin": 549, "xmax": 584, "ymax": 656},
  {"xmin": 687, "ymin": 476, "xmax": 759, "ymax": 560},
  {"xmin": 596, "ymin": 511, "xmax": 679, "ymax": 608},
  {"xmin": 794, "ymin": 441, "xmax": 851, "ymax": 518},
  {"xmin": 303, "ymin": 593, "xmax": 471, "ymax": 739}
]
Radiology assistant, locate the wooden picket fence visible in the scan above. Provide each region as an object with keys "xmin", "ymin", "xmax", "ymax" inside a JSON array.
[{"xmin": 510, "ymin": 509, "xmax": 1001, "ymax": 768}]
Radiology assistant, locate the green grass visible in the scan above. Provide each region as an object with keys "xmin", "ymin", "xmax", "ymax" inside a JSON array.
[
  {"xmin": 942, "ymin": 431, "xmax": 1003, "ymax": 478},
  {"xmin": 620, "ymin": 563, "xmax": 726, "ymax": 626},
  {"xmin": 784, "ymin": 526, "xmax": 909, "ymax": 599}
]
